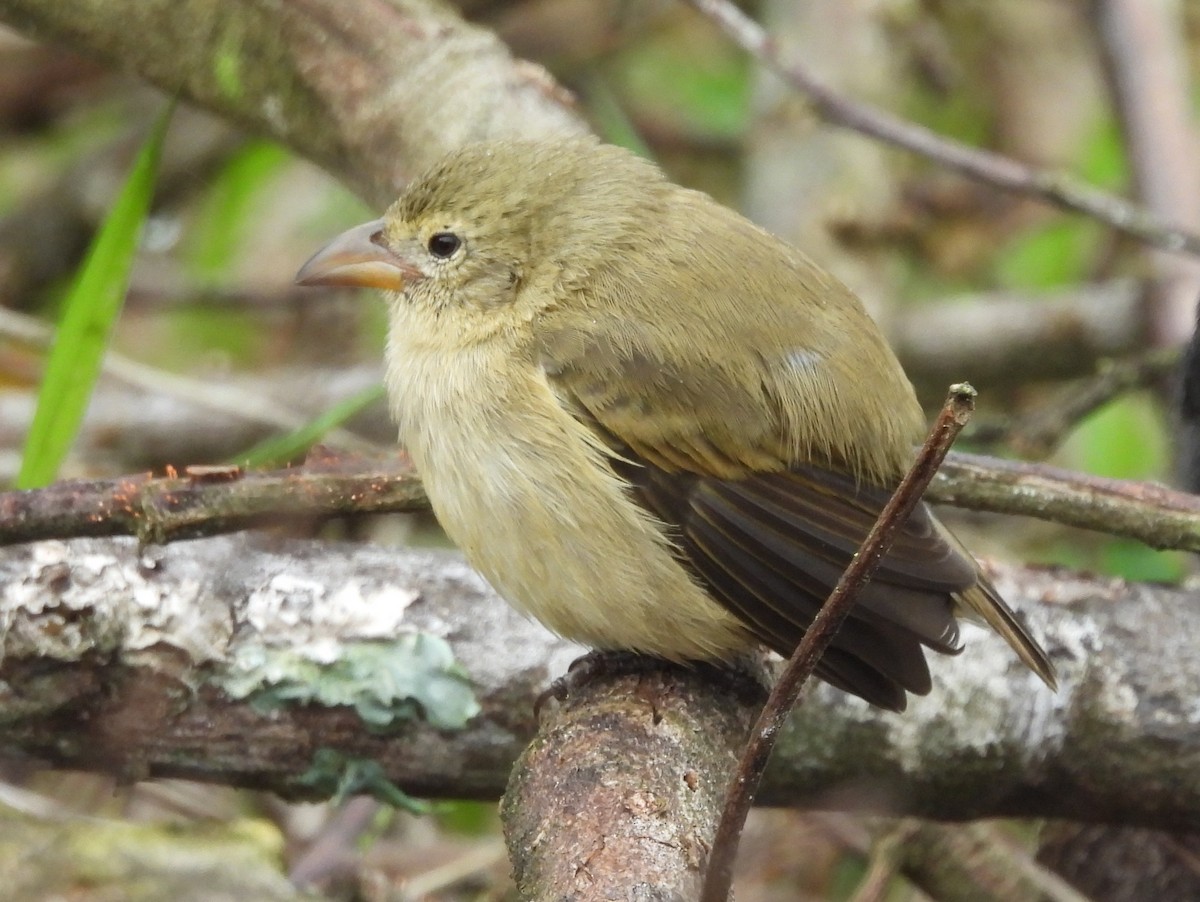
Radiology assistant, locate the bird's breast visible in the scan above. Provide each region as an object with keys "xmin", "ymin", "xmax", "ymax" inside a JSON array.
[{"xmin": 383, "ymin": 329, "xmax": 749, "ymax": 661}]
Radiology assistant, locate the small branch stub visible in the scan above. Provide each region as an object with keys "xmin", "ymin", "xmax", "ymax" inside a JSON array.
[{"xmin": 947, "ymin": 383, "xmax": 977, "ymax": 427}]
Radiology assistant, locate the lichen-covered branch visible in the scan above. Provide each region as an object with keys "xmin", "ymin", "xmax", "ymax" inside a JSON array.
[{"xmin": 1, "ymin": 535, "xmax": 1198, "ymax": 833}]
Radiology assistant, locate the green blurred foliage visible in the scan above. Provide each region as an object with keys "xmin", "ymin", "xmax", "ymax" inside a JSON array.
[
  {"xmin": 435, "ymin": 800, "xmax": 500, "ymax": 837},
  {"xmin": 992, "ymin": 218, "xmax": 1105, "ymax": 290},
  {"xmin": 1057, "ymin": 395, "xmax": 1184, "ymax": 582},
  {"xmin": 827, "ymin": 853, "xmax": 871, "ymax": 901},
  {"xmin": 993, "ymin": 116, "xmax": 1127, "ymax": 290},
  {"xmin": 188, "ymin": 140, "xmax": 290, "ymax": 283},
  {"xmin": 603, "ymin": 22, "xmax": 750, "ymax": 141}
]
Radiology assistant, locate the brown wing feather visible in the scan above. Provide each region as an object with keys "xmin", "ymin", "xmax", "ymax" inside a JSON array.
[{"xmin": 618, "ymin": 457, "xmax": 967, "ymax": 710}]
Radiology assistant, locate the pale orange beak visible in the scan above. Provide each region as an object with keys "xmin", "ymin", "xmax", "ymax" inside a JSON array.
[{"xmin": 295, "ymin": 219, "xmax": 423, "ymax": 290}]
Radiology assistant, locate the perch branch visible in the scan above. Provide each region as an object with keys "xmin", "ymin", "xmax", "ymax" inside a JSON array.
[
  {"xmin": 4, "ymin": 448, "xmax": 1198, "ymax": 554},
  {"xmin": 1, "ymin": 537, "xmax": 1199, "ymax": 830}
]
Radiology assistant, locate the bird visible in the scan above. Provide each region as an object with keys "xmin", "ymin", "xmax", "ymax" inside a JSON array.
[{"xmin": 296, "ymin": 137, "xmax": 1056, "ymax": 711}]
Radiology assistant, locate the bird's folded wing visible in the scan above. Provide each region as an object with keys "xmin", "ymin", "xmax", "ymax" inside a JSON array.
[
  {"xmin": 536, "ymin": 317, "xmax": 980, "ymax": 710},
  {"xmin": 625, "ymin": 461, "xmax": 973, "ymax": 709}
]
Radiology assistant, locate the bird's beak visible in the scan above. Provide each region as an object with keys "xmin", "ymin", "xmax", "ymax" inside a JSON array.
[{"xmin": 295, "ymin": 219, "xmax": 423, "ymax": 290}]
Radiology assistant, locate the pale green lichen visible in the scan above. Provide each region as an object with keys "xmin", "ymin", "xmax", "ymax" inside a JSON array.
[{"xmin": 217, "ymin": 633, "xmax": 480, "ymax": 731}]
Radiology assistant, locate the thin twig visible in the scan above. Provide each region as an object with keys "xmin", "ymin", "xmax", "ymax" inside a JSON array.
[
  {"xmin": 0, "ymin": 448, "xmax": 427, "ymax": 546},
  {"xmin": 932, "ymin": 452, "xmax": 1200, "ymax": 551},
  {"xmin": 684, "ymin": 0, "xmax": 1200, "ymax": 258},
  {"xmin": 4, "ymin": 443, "xmax": 1200, "ymax": 553},
  {"xmin": 699, "ymin": 385, "xmax": 975, "ymax": 902}
]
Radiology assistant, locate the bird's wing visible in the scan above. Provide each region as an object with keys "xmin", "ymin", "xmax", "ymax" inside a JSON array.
[
  {"xmin": 536, "ymin": 309, "xmax": 794, "ymax": 477},
  {"xmin": 535, "ymin": 313, "xmax": 992, "ymax": 710}
]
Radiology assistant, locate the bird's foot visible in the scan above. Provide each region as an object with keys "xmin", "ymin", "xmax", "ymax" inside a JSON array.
[
  {"xmin": 534, "ymin": 650, "xmax": 678, "ymax": 720},
  {"xmin": 533, "ymin": 650, "xmax": 769, "ymax": 721}
]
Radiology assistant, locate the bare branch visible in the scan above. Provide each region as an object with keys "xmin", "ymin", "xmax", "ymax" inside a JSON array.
[
  {"xmin": 932, "ymin": 452, "xmax": 1200, "ymax": 553},
  {"xmin": 5, "ymin": 447, "xmax": 1198, "ymax": 555},
  {"xmin": 0, "ymin": 449, "xmax": 426, "ymax": 545},
  {"xmin": 683, "ymin": 0, "xmax": 1200, "ymax": 258}
]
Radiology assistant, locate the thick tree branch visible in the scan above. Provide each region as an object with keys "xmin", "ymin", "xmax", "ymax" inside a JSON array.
[
  {"xmin": 502, "ymin": 661, "xmax": 764, "ymax": 901},
  {"xmin": 0, "ymin": 535, "xmax": 1198, "ymax": 834},
  {"xmin": 0, "ymin": 0, "xmax": 587, "ymax": 207}
]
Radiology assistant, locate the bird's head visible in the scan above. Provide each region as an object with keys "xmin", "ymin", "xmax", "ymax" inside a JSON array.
[{"xmin": 296, "ymin": 138, "xmax": 662, "ymax": 322}]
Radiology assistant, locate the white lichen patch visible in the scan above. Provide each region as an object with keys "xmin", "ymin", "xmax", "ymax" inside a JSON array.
[
  {"xmin": 888, "ymin": 622, "xmax": 1071, "ymax": 774},
  {"xmin": 0, "ymin": 540, "xmax": 231, "ymax": 667},
  {"xmin": 244, "ymin": 573, "xmax": 418, "ymax": 652}
]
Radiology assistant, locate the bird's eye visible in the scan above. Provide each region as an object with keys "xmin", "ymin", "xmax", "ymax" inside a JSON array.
[{"xmin": 427, "ymin": 232, "xmax": 461, "ymax": 259}]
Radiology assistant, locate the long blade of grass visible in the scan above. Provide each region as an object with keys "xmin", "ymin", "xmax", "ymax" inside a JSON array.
[
  {"xmin": 233, "ymin": 384, "xmax": 386, "ymax": 469},
  {"xmin": 17, "ymin": 104, "xmax": 174, "ymax": 488}
]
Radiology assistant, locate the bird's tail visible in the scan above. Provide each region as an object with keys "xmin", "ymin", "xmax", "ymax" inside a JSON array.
[{"xmin": 955, "ymin": 579, "xmax": 1058, "ymax": 690}]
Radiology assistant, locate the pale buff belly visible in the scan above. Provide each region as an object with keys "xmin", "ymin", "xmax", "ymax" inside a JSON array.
[{"xmin": 389, "ymin": 346, "xmax": 750, "ymax": 662}]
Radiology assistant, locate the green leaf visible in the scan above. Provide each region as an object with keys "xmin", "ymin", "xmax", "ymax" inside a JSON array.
[
  {"xmin": 232, "ymin": 383, "xmax": 386, "ymax": 468},
  {"xmin": 17, "ymin": 104, "xmax": 174, "ymax": 488}
]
